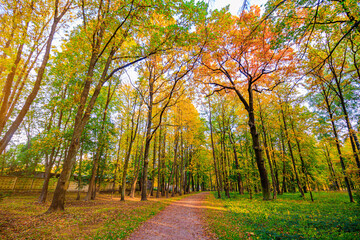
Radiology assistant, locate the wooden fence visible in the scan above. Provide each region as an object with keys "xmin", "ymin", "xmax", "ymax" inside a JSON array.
[
  {"xmin": 0, "ymin": 176, "xmax": 55, "ymax": 191},
  {"xmin": 0, "ymin": 175, "xmax": 115, "ymax": 192}
]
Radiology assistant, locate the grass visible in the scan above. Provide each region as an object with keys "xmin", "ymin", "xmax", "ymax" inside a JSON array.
[
  {"xmin": 204, "ymin": 191, "xmax": 360, "ymax": 240},
  {"xmin": 0, "ymin": 191, "xmax": 192, "ymax": 239}
]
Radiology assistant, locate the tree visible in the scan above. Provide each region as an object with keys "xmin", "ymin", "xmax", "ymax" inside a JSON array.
[
  {"xmin": 198, "ymin": 6, "xmax": 295, "ymax": 200},
  {"xmin": 0, "ymin": 0, "xmax": 72, "ymax": 153},
  {"xmin": 48, "ymin": 0, "xmax": 156, "ymax": 211},
  {"xmin": 137, "ymin": 48, "xmax": 202, "ymax": 201},
  {"xmin": 264, "ymin": 0, "xmax": 360, "ymax": 68}
]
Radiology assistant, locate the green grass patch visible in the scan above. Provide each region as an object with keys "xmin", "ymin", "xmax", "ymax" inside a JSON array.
[{"xmin": 205, "ymin": 191, "xmax": 360, "ymax": 240}]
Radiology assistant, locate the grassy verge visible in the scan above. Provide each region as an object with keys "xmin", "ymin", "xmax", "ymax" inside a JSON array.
[
  {"xmin": 204, "ymin": 191, "xmax": 360, "ymax": 240},
  {"xmin": 0, "ymin": 191, "xmax": 192, "ymax": 239}
]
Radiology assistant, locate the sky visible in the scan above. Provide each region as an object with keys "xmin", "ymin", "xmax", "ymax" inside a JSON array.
[{"xmin": 211, "ymin": 0, "xmax": 269, "ymax": 15}]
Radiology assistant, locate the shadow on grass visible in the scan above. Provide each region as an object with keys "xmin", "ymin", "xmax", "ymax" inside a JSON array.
[{"xmin": 204, "ymin": 191, "xmax": 360, "ymax": 240}]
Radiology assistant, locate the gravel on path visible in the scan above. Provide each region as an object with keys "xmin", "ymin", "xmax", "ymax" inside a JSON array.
[{"xmin": 127, "ymin": 192, "xmax": 214, "ymax": 240}]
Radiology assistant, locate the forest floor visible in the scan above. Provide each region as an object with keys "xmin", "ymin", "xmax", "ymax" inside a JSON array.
[
  {"xmin": 0, "ymin": 191, "xmax": 195, "ymax": 239},
  {"xmin": 204, "ymin": 191, "xmax": 360, "ymax": 240},
  {"xmin": 2, "ymin": 191, "xmax": 359, "ymax": 239}
]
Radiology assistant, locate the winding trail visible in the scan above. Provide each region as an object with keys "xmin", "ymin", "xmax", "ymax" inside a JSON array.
[{"xmin": 127, "ymin": 192, "xmax": 213, "ymax": 240}]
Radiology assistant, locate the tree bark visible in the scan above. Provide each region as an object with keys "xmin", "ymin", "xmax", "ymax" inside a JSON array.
[
  {"xmin": 280, "ymin": 131, "xmax": 287, "ymax": 194},
  {"xmin": 269, "ymin": 133, "xmax": 281, "ymax": 194},
  {"xmin": 47, "ymin": 45, "xmax": 116, "ymax": 211},
  {"xmin": 156, "ymin": 127, "xmax": 163, "ymax": 198},
  {"xmin": 130, "ymin": 137, "xmax": 144, "ymax": 198},
  {"xmin": 150, "ymin": 134, "xmax": 157, "ymax": 196},
  {"xmin": 76, "ymin": 146, "xmax": 83, "ymax": 200},
  {"xmin": 179, "ymin": 128, "xmax": 184, "ymax": 196},
  {"xmin": 258, "ymin": 100, "xmax": 277, "ymax": 199},
  {"xmin": 229, "ymin": 131, "xmax": 243, "ymax": 194},
  {"xmin": 140, "ymin": 78, "xmax": 154, "ymax": 201},
  {"xmin": 171, "ymin": 130, "xmax": 179, "ymax": 197},
  {"xmin": 38, "ymin": 163, "xmax": 51, "ymax": 203},
  {"xmin": 121, "ymin": 98, "xmax": 141, "ymax": 201},
  {"xmin": 280, "ymin": 104, "xmax": 305, "ymax": 198},
  {"xmin": 86, "ymin": 81, "xmax": 113, "ymax": 201},
  {"xmin": 208, "ymin": 99, "xmax": 221, "ymax": 199},
  {"xmin": 321, "ymin": 87, "xmax": 354, "ymax": 202},
  {"xmin": 324, "ymin": 144, "xmax": 340, "ymax": 190},
  {"xmin": 247, "ymin": 103, "xmax": 271, "ymax": 200},
  {"xmin": 327, "ymin": 51, "xmax": 360, "ymax": 175},
  {"xmin": 38, "ymin": 103, "xmax": 65, "ymax": 204}
]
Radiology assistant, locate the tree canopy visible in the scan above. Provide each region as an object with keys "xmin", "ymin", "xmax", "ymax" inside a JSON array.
[{"xmin": 0, "ymin": 0, "xmax": 359, "ymax": 213}]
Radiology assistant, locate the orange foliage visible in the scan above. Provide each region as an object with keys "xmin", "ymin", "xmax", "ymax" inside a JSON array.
[{"xmin": 196, "ymin": 6, "xmax": 296, "ymax": 98}]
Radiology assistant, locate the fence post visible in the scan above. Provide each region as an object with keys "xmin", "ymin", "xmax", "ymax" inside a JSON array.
[
  {"xmin": 30, "ymin": 178, "xmax": 35, "ymax": 191},
  {"xmin": 12, "ymin": 177, "xmax": 17, "ymax": 191}
]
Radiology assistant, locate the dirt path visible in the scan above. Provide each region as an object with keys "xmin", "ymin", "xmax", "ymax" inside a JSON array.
[{"xmin": 127, "ymin": 192, "xmax": 214, "ymax": 240}]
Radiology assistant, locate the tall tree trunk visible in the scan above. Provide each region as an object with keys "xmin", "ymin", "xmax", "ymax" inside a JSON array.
[
  {"xmin": 48, "ymin": 46, "xmax": 116, "ymax": 211},
  {"xmin": 121, "ymin": 100, "xmax": 140, "ymax": 201},
  {"xmin": 280, "ymin": 130, "xmax": 287, "ymax": 194},
  {"xmin": 140, "ymin": 79, "xmax": 154, "ymax": 201},
  {"xmin": 156, "ymin": 127, "xmax": 163, "ymax": 198},
  {"xmin": 47, "ymin": 0, "xmax": 149, "ymax": 209},
  {"xmin": 258, "ymin": 100, "xmax": 277, "ymax": 199},
  {"xmin": 229, "ymin": 131, "xmax": 243, "ymax": 194},
  {"xmin": 166, "ymin": 160, "xmax": 175, "ymax": 198},
  {"xmin": 208, "ymin": 99, "xmax": 221, "ymax": 199},
  {"xmin": 38, "ymin": 161, "xmax": 51, "ymax": 203},
  {"xmin": 171, "ymin": 130, "xmax": 179, "ymax": 197},
  {"xmin": 328, "ymin": 55, "xmax": 360, "ymax": 173},
  {"xmin": 0, "ymin": 2, "xmax": 71, "ymax": 152},
  {"xmin": 209, "ymin": 171, "xmax": 213, "ymax": 191},
  {"xmin": 161, "ymin": 139, "xmax": 166, "ymax": 197},
  {"xmin": 219, "ymin": 105, "xmax": 230, "ymax": 198},
  {"xmin": 179, "ymin": 128, "xmax": 184, "ymax": 196},
  {"xmin": 186, "ymin": 150, "xmax": 192, "ymax": 194},
  {"xmin": 112, "ymin": 122, "xmax": 123, "ymax": 197},
  {"xmin": 174, "ymin": 164, "xmax": 179, "ymax": 196},
  {"xmin": 86, "ymin": 146, "xmax": 101, "ymax": 201},
  {"xmin": 158, "ymin": 127, "xmax": 167, "ymax": 198},
  {"xmin": 121, "ymin": 136, "xmax": 136, "ymax": 200},
  {"xmin": 280, "ymin": 104, "xmax": 305, "ymax": 198},
  {"xmin": 246, "ymin": 88, "xmax": 271, "ymax": 200},
  {"xmin": 335, "ymin": 82, "xmax": 360, "ymax": 174},
  {"xmin": 130, "ymin": 138, "xmax": 144, "ymax": 198},
  {"xmin": 76, "ymin": 146, "xmax": 83, "ymax": 200},
  {"xmin": 324, "ymin": 144, "xmax": 340, "ymax": 190},
  {"xmin": 38, "ymin": 104, "xmax": 65, "ymax": 204},
  {"xmin": 150, "ymin": 134, "xmax": 157, "ymax": 196},
  {"xmin": 290, "ymin": 120, "xmax": 314, "ymax": 201},
  {"xmin": 96, "ymin": 149, "xmax": 108, "ymax": 196},
  {"xmin": 269, "ymin": 133, "xmax": 281, "ymax": 194},
  {"xmin": 86, "ymin": 84, "xmax": 112, "ymax": 200},
  {"xmin": 322, "ymin": 87, "xmax": 354, "ymax": 202},
  {"xmin": 220, "ymin": 137, "xmax": 230, "ymax": 198}
]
